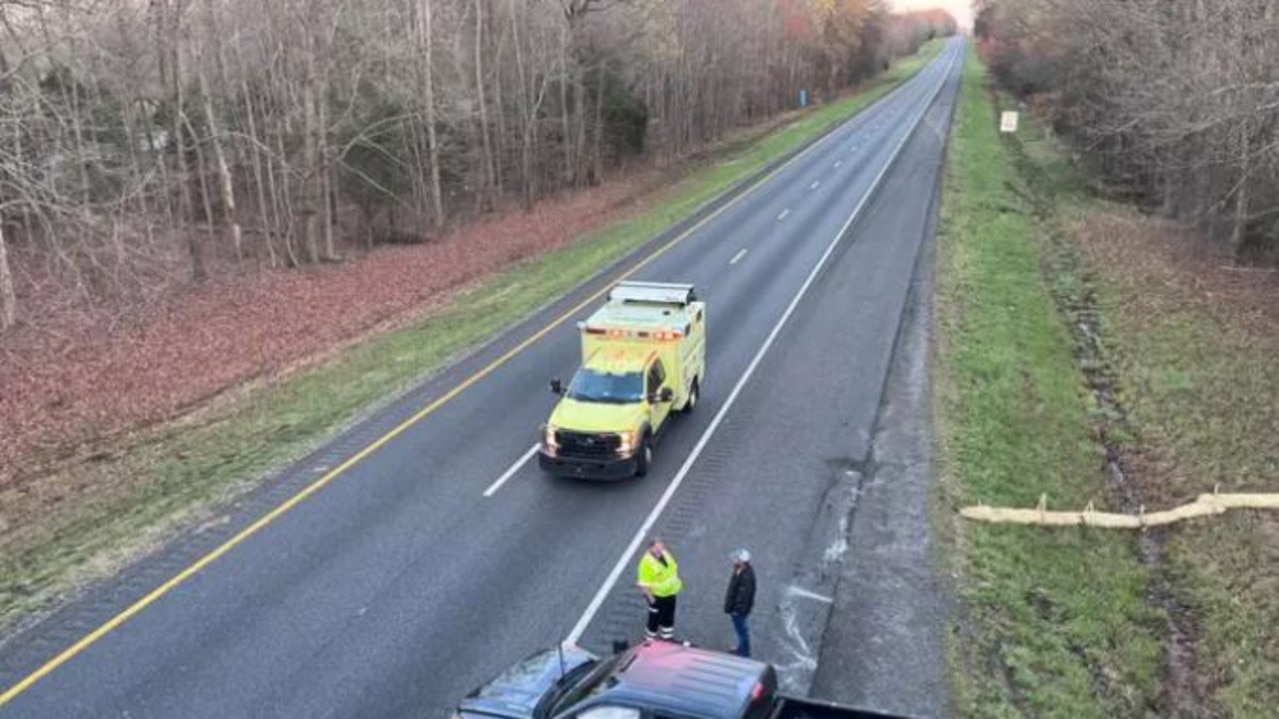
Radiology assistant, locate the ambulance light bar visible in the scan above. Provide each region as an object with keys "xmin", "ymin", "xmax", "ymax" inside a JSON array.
[{"xmin": 583, "ymin": 327, "xmax": 685, "ymax": 340}]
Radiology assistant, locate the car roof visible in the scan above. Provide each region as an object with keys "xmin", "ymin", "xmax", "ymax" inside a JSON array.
[{"xmin": 596, "ymin": 642, "xmax": 768, "ymax": 719}]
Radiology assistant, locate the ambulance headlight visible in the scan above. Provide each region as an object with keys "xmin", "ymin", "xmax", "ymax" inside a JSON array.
[
  {"xmin": 543, "ymin": 424, "xmax": 559, "ymax": 451},
  {"xmin": 616, "ymin": 430, "xmax": 637, "ymax": 455}
]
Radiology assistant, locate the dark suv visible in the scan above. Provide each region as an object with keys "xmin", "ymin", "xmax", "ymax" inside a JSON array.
[{"xmin": 455, "ymin": 641, "xmax": 914, "ymax": 719}]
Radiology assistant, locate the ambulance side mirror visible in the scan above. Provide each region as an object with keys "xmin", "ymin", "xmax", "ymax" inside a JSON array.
[
  {"xmin": 550, "ymin": 378, "xmax": 564, "ymax": 395},
  {"xmin": 659, "ymin": 387, "xmax": 674, "ymax": 402}
]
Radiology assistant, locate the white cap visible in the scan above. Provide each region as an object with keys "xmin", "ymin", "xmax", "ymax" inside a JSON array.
[{"xmin": 732, "ymin": 549, "xmax": 751, "ymax": 563}]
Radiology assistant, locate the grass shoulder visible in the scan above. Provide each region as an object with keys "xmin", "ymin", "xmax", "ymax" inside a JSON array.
[
  {"xmin": 991, "ymin": 41, "xmax": 1279, "ymax": 717},
  {"xmin": 940, "ymin": 41, "xmax": 1279, "ymax": 717},
  {"xmin": 934, "ymin": 46, "xmax": 1162, "ymax": 718}
]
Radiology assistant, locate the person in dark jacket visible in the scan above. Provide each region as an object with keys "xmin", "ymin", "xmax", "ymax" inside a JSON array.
[{"xmin": 724, "ymin": 549, "xmax": 756, "ymax": 657}]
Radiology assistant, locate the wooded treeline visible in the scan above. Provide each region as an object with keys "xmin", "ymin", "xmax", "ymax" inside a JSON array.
[
  {"xmin": 0, "ymin": 0, "xmax": 955, "ymax": 331},
  {"xmin": 975, "ymin": 0, "xmax": 1279, "ymax": 258}
]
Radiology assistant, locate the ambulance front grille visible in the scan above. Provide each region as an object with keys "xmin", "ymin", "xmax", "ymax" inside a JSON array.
[{"xmin": 556, "ymin": 430, "xmax": 621, "ymax": 458}]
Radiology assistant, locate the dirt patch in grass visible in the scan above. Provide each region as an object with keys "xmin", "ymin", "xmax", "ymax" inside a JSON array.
[
  {"xmin": 1077, "ymin": 215, "xmax": 1277, "ymax": 331},
  {"xmin": 1069, "ymin": 206, "xmax": 1279, "ymax": 717},
  {"xmin": 1071, "ymin": 207, "xmax": 1279, "ymax": 501}
]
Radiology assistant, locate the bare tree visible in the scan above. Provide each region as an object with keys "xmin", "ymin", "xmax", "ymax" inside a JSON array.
[
  {"xmin": 977, "ymin": 0, "xmax": 1279, "ymax": 257},
  {"xmin": 0, "ymin": 0, "xmax": 947, "ymax": 334}
]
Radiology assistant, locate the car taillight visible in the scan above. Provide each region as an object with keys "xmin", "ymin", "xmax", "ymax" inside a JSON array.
[{"xmin": 751, "ymin": 682, "xmax": 765, "ymax": 702}]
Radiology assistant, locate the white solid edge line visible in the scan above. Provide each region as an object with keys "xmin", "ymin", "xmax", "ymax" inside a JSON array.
[
  {"xmin": 565, "ymin": 42, "xmax": 959, "ymax": 645},
  {"xmin": 729, "ymin": 249, "xmax": 748, "ymax": 266},
  {"xmin": 483, "ymin": 443, "xmax": 540, "ymax": 497}
]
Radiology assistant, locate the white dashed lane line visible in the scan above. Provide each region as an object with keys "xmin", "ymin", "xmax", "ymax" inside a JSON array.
[
  {"xmin": 730, "ymin": 249, "xmax": 748, "ymax": 266},
  {"xmin": 777, "ymin": 208, "xmax": 791, "ymax": 221}
]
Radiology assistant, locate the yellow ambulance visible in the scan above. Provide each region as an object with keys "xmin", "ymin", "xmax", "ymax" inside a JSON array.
[{"xmin": 540, "ymin": 282, "xmax": 706, "ymax": 479}]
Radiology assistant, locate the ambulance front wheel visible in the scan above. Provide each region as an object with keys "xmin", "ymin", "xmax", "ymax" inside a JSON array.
[
  {"xmin": 636, "ymin": 435, "xmax": 653, "ymax": 477},
  {"xmin": 682, "ymin": 379, "xmax": 699, "ymax": 414}
]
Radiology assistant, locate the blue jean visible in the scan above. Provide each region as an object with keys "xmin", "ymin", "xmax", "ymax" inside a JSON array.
[{"xmin": 731, "ymin": 613, "xmax": 751, "ymax": 657}]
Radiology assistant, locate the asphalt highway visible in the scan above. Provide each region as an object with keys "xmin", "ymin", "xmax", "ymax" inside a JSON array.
[{"xmin": 0, "ymin": 38, "xmax": 965, "ymax": 719}]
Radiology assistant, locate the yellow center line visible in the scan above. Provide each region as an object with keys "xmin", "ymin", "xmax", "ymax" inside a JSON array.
[{"xmin": 0, "ymin": 106, "xmax": 846, "ymax": 707}]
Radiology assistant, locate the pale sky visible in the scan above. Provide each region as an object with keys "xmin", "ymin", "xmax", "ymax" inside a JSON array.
[{"xmin": 892, "ymin": 0, "xmax": 973, "ymax": 31}]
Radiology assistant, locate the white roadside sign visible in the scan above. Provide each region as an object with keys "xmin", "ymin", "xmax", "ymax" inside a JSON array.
[{"xmin": 1000, "ymin": 111, "xmax": 1020, "ymax": 133}]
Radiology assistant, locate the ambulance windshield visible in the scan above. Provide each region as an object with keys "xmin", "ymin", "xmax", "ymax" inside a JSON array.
[{"xmin": 568, "ymin": 369, "xmax": 644, "ymax": 404}]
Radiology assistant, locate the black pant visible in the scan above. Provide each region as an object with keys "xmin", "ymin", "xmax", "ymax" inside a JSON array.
[
  {"xmin": 646, "ymin": 594, "xmax": 677, "ymax": 639},
  {"xmin": 731, "ymin": 613, "xmax": 751, "ymax": 657}
]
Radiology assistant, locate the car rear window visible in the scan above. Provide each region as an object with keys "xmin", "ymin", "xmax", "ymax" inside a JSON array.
[{"xmin": 577, "ymin": 705, "xmax": 641, "ymax": 719}]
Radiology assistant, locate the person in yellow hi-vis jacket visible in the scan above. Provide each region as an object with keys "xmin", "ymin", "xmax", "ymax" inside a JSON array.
[{"xmin": 637, "ymin": 538, "xmax": 682, "ymax": 640}]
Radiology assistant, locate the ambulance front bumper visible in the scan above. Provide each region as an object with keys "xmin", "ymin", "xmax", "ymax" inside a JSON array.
[{"xmin": 538, "ymin": 449, "xmax": 638, "ymax": 480}]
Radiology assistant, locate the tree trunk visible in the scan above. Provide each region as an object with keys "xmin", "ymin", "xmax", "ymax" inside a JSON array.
[
  {"xmin": 198, "ymin": 64, "xmax": 242, "ymax": 263},
  {"xmin": 491, "ymin": 12, "xmax": 508, "ymax": 196},
  {"xmin": 572, "ymin": 52, "xmax": 588, "ymax": 187},
  {"xmin": 1232, "ymin": 117, "xmax": 1250, "ymax": 255},
  {"xmin": 301, "ymin": 35, "xmax": 321, "ymax": 264},
  {"xmin": 323, "ymin": 162, "xmax": 336, "ymax": 261},
  {"xmin": 241, "ymin": 74, "xmax": 278, "ymax": 267},
  {"xmin": 592, "ymin": 59, "xmax": 605, "ymax": 184},
  {"xmin": 318, "ymin": 62, "xmax": 336, "ymax": 261},
  {"xmin": 0, "ymin": 221, "xmax": 15, "ymax": 330},
  {"xmin": 422, "ymin": 0, "xmax": 445, "ymax": 229},
  {"xmin": 170, "ymin": 0, "xmax": 205, "ymax": 281},
  {"xmin": 117, "ymin": 75, "xmax": 157, "ymax": 254},
  {"xmin": 473, "ymin": 0, "xmax": 495, "ymax": 210},
  {"xmin": 559, "ymin": 26, "xmax": 574, "ymax": 185},
  {"xmin": 272, "ymin": 130, "xmax": 301, "ymax": 267},
  {"xmin": 509, "ymin": 0, "xmax": 534, "ymax": 208},
  {"xmin": 184, "ymin": 110, "xmax": 218, "ymax": 261}
]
